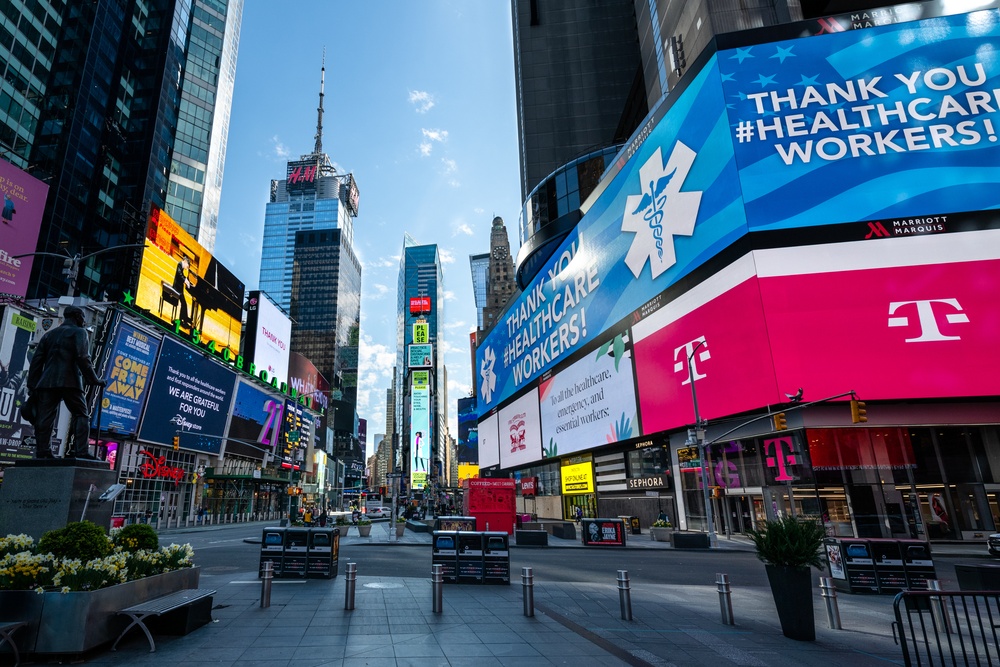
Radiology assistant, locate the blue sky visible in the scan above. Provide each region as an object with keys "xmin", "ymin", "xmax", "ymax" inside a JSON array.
[{"xmin": 215, "ymin": 2, "xmax": 522, "ymax": 457}]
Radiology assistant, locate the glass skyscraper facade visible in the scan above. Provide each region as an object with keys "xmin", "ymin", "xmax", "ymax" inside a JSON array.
[
  {"xmin": 469, "ymin": 252, "xmax": 489, "ymax": 330},
  {"xmin": 396, "ymin": 237, "xmax": 446, "ymax": 488},
  {"xmin": 4, "ymin": 0, "xmax": 242, "ymax": 301}
]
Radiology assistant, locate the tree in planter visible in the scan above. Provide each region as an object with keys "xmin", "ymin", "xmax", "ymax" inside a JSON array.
[{"xmin": 746, "ymin": 516, "xmax": 826, "ymax": 641}]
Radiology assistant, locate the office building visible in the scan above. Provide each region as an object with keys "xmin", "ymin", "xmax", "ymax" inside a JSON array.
[
  {"xmin": 7, "ymin": 0, "xmax": 243, "ymax": 300},
  {"xmin": 483, "ymin": 216, "xmax": 517, "ymax": 333},
  {"xmin": 259, "ymin": 62, "xmax": 360, "ymax": 312},
  {"xmin": 469, "ymin": 252, "xmax": 489, "ymax": 330}
]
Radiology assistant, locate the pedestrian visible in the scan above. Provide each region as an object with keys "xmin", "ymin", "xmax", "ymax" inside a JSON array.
[
  {"xmin": 318, "ymin": 510, "xmax": 328, "ymax": 527},
  {"xmin": 575, "ymin": 506, "xmax": 583, "ymax": 523},
  {"xmin": 198, "ymin": 506, "xmax": 205, "ymax": 525},
  {"xmin": 24, "ymin": 306, "xmax": 106, "ymax": 459},
  {"xmin": 304, "ymin": 507, "xmax": 313, "ymax": 525}
]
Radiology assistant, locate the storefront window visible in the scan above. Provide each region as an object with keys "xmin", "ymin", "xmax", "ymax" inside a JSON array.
[{"xmin": 628, "ymin": 445, "xmax": 670, "ymax": 481}]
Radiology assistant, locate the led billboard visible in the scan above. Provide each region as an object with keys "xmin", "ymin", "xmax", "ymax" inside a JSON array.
[
  {"xmin": 0, "ymin": 159, "xmax": 48, "ymax": 298},
  {"xmin": 410, "ymin": 385, "xmax": 430, "ymax": 489},
  {"xmin": 539, "ymin": 329, "xmax": 640, "ymax": 459},
  {"xmin": 498, "ymin": 387, "xmax": 542, "ymax": 469},
  {"xmin": 408, "ymin": 344, "xmax": 433, "ymax": 369},
  {"xmin": 479, "ymin": 411, "xmax": 500, "ymax": 469},
  {"xmin": 457, "ymin": 396, "xmax": 478, "ymax": 464},
  {"xmin": 137, "ymin": 337, "xmax": 237, "ymax": 453},
  {"xmin": 243, "ymin": 291, "xmax": 291, "ymax": 383},
  {"xmin": 93, "ymin": 320, "xmax": 161, "ymax": 435},
  {"xmin": 225, "ymin": 380, "xmax": 284, "ymax": 460},
  {"xmin": 287, "ymin": 351, "xmax": 330, "ymax": 413},
  {"xmin": 135, "ymin": 207, "xmax": 244, "ymax": 359},
  {"xmin": 0, "ymin": 307, "xmax": 36, "ymax": 462}
]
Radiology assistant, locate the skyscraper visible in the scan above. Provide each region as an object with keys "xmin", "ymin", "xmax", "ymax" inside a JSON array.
[
  {"xmin": 469, "ymin": 253, "xmax": 489, "ymax": 330},
  {"xmin": 395, "ymin": 236, "xmax": 445, "ymax": 492},
  {"xmin": 259, "ymin": 61, "xmax": 360, "ymax": 312},
  {"xmin": 8, "ymin": 0, "xmax": 243, "ymax": 300},
  {"xmin": 483, "ymin": 216, "xmax": 517, "ymax": 333}
]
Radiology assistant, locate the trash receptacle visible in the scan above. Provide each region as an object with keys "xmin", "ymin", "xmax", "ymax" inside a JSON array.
[
  {"xmin": 282, "ymin": 528, "xmax": 309, "ymax": 577},
  {"xmin": 870, "ymin": 539, "xmax": 907, "ymax": 593},
  {"xmin": 483, "ymin": 532, "xmax": 510, "ymax": 585},
  {"xmin": 900, "ymin": 540, "xmax": 935, "ymax": 590},
  {"xmin": 827, "ymin": 538, "xmax": 878, "ymax": 593},
  {"xmin": 618, "ymin": 516, "xmax": 641, "ymax": 535},
  {"xmin": 457, "ymin": 531, "xmax": 484, "ymax": 584},
  {"xmin": 307, "ymin": 527, "xmax": 338, "ymax": 579},
  {"xmin": 432, "ymin": 531, "xmax": 459, "ymax": 584},
  {"xmin": 259, "ymin": 527, "xmax": 285, "ymax": 577}
]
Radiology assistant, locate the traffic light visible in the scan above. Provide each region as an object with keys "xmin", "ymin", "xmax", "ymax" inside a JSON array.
[
  {"xmin": 851, "ymin": 399, "xmax": 868, "ymax": 423},
  {"xmin": 773, "ymin": 412, "xmax": 787, "ymax": 431},
  {"xmin": 172, "ymin": 435, "xmax": 180, "ymax": 450}
]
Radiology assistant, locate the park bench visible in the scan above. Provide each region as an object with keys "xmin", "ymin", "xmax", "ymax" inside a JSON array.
[
  {"xmin": 111, "ymin": 588, "xmax": 216, "ymax": 653},
  {"xmin": 0, "ymin": 621, "xmax": 27, "ymax": 666}
]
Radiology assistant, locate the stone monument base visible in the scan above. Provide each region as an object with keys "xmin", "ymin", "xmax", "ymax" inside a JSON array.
[{"xmin": 0, "ymin": 461, "xmax": 117, "ymax": 539}]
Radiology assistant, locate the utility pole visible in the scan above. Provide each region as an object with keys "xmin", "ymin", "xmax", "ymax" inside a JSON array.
[{"xmin": 687, "ymin": 339, "xmax": 718, "ymax": 548}]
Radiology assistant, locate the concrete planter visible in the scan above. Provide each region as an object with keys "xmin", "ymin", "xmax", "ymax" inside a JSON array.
[
  {"xmin": 650, "ymin": 527, "xmax": 673, "ymax": 542},
  {"xmin": 395, "ymin": 523, "xmax": 406, "ymax": 537},
  {"xmin": 0, "ymin": 566, "xmax": 199, "ymax": 655},
  {"xmin": 356, "ymin": 524, "xmax": 372, "ymax": 537}
]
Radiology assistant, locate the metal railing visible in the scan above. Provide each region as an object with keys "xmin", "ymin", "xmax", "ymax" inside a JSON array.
[{"xmin": 893, "ymin": 589, "xmax": 1000, "ymax": 666}]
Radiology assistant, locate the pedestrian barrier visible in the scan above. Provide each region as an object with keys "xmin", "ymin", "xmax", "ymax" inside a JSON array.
[
  {"xmin": 892, "ymin": 589, "xmax": 1000, "ymax": 666},
  {"xmin": 344, "ymin": 562, "xmax": 357, "ymax": 611},
  {"xmin": 716, "ymin": 573, "xmax": 734, "ymax": 626},
  {"xmin": 432, "ymin": 564, "xmax": 444, "ymax": 613},
  {"xmin": 522, "ymin": 567, "xmax": 534, "ymax": 617},
  {"xmin": 260, "ymin": 561, "xmax": 273, "ymax": 608},
  {"xmin": 819, "ymin": 577, "xmax": 841, "ymax": 630},
  {"xmin": 617, "ymin": 570, "xmax": 633, "ymax": 621}
]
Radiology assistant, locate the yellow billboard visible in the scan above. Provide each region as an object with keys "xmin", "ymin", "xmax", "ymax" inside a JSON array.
[
  {"xmin": 135, "ymin": 207, "xmax": 244, "ymax": 358},
  {"xmin": 458, "ymin": 464, "xmax": 479, "ymax": 481},
  {"xmin": 561, "ymin": 461, "xmax": 594, "ymax": 494}
]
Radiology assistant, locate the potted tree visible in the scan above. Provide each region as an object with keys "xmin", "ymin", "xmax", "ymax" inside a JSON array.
[
  {"xmin": 650, "ymin": 518, "xmax": 673, "ymax": 542},
  {"xmin": 746, "ymin": 516, "xmax": 826, "ymax": 641},
  {"xmin": 356, "ymin": 517, "xmax": 372, "ymax": 537},
  {"xmin": 395, "ymin": 516, "xmax": 407, "ymax": 537}
]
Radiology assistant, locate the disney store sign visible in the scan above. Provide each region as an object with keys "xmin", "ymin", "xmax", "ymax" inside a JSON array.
[{"xmin": 138, "ymin": 450, "xmax": 186, "ymax": 486}]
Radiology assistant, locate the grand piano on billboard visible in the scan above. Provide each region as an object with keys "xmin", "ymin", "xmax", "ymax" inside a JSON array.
[{"xmin": 133, "ymin": 206, "xmax": 245, "ymax": 359}]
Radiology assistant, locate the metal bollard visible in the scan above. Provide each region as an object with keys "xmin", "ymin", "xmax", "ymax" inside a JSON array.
[
  {"xmin": 344, "ymin": 562, "xmax": 357, "ymax": 611},
  {"xmin": 617, "ymin": 570, "xmax": 633, "ymax": 621},
  {"xmin": 927, "ymin": 579, "xmax": 952, "ymax": 634},
  {"xmin": 522, "ymin": 567, "xmax": 534, "ymax": 617},
  {"xmin": 818, "ymin": 577, "xmax": 841, "ymax": 629},
  {"xmin": 716, "ymin": 573, "xmax": 735, "ymax": 626},
  {"xmin": 259, "ymin": 561, "xmax": 273, "ymax": 608},
  {"xmin": 432, "ymin": 564, "xmax": 444, "ymax": 613}
]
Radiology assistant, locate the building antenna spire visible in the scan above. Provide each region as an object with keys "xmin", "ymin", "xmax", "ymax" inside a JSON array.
[{"xmin": 314, "ymin": 48, "xmax": 325, "ymax": 155}]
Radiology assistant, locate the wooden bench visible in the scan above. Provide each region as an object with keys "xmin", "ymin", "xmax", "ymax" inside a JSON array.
[
  {"xmin": 112, "ymin": 588, "xmax": 216, "ymax": 653},
  {"xmin": 0, "ymin": 621, "xmax": 27, "ymax": 667}
]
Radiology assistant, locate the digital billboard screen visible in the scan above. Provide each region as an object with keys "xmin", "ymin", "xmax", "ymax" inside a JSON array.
[
  {"xmin": 498, "ymin": 387, "xmax": 542, "ymax": 470},
  {"xmin": 134, "ymin": 207, "xmax": 244, "ymax": 359},
  {"xmin": 457, "ymin": 396, "xmax": 478, "ymax": 464},
  {"xmin": 479, "ymin": 411, "xmax": 499, "ymax": 469},
  {"xmin": 137, "ymin": 337, "xmax": 237, "ymax": 453},
  {"xmin": 243, "ymin": 291, "xmax": 291, "ymax": 383},
  {"xmin": 410, "ymin": 385, "xmax": 430, "ymax": 489},
  {"xmin": 287, "ymin": 351, "xmax": 330, "ymax": 413},
  {"xmin": 225, "ymin": 379, "xmax": 284, "ymax": 461},
  {"xmin": 539, "ymin": 328, "xmax": 640, "ymax": 460},
  {"xmin": 93, "ymin": 320, "xmax": 161, "ymax": 436},
  {"xmin": 0, "ymin": 307, "xmax": 36, "ymax": 462},
  {"xmin": 0, "ymin": 159, "xmax": 48, "ymax": 298},
  {"xmin": 408, "ymin": 344, "xmax": 433, "ymax": 369}
]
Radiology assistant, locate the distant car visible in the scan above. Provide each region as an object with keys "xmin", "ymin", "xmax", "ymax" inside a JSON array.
[
  {"xmin": 988, "ymin": 533, "xmax": 1000, "ymax": 557},
  {"xmin": 366, "ymin": 507, "xmax": 390, "ymax": 519}
]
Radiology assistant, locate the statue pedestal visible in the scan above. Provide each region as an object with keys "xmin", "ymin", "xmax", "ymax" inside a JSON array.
[{"xmin": 0, "ymin": 460, "xmax": 117, "ymax": 538}]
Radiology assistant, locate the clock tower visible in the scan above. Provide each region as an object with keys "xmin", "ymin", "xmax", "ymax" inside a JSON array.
[{"xmin": 483, "ymin": 216, "xmax": 518, "ymax": 334}]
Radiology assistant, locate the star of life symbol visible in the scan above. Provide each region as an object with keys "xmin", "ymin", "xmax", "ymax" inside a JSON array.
[
  {"xmin": 622, "ymin": 141, "xmax": 702, "ymax": 279},
  {"xmin": 480, "ymin": 345, "xmax": 497, "ymax": 404}
]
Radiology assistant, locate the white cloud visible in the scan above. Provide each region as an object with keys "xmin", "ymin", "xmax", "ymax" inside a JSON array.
[
  {"xmin": 443, "ymin": 290, "xmax": 456, "ymax": 302},
  {"xmin": 271, "ymin": 135, "xmax": 290, "ymax": 159},
  {"xmin": 445, "ymin": 320, "xmax": 467, "ymax": 329},
  {"xmin": 356, "ymin": 335, "xmax": 397, "ymax": 454},
  {"xmin": 365, "ymin": 256, "xmax": 397, "ymax": 269},
  {"xmin": 366, "ymin": 283, "xmax": 390, "ymax": 300},
  {"xmin": 448, "ymin": 179, "xmax": 461, "ymax": 188},
  {"xmin": 454, "ymin": 223, "xmax": 473, "ymax": 236},
  {"xmin": 474, "ymin": 207, "xmax": 485, "ymax": 215},
  {"xmin": 448, "ymin": 378, "xmax": 472, "ymax": 400},
  {"xmin": 438, "ymin": 248, "xmax": 455, "ymax": 264},
  {"xmin": 442, "ymin": 158, "xmax": 457, "ymax": 173},
  {"xmin": 422, "ymin": 128, "xmax": 449, "ymax": 143},
  {"xmin": 408, "ymin": 90, "xmax": 435, "ymax": 113},
  {"xmin": 419, "ymin": 142, "xmax": 433, "ymax": 157}
]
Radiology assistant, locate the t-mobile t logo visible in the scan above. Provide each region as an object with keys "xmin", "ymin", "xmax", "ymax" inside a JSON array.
[
  {"xmin": 888, "ymin": 299, "xmax": 969, "ymax": 342},
  {"xmin": 765, "ymin": 437, "xmax": 797, "ymax": 482},
  {"xmin": 673, "ymin": 336, "xmax": 710, "ymax": 386}
]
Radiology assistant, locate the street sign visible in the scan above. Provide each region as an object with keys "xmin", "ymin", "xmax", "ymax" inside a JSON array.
[{"xmin": 386, "ymin": 473, "xmax": 404, "ymax": 479}]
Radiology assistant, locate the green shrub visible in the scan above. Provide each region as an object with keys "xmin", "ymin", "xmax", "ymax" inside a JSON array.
[
  {"xmin": 746, "ymin": 516, "xmax": 825, "ymax": 569},
  {"xmin": 113, "ymin": 523, "xmax": 159, "ymax": 552},
  {"xmin": 38, "ymin": 521, "xmax": 112, "ymax": 562}
]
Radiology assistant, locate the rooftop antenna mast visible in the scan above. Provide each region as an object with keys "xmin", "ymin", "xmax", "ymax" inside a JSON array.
[{"xmin": 314, "ymin": 47, "xmax": 325, "ymax": 156}]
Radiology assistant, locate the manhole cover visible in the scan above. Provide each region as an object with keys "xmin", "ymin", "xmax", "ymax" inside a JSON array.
[{"xmin": 363, "ymin": 582, "xmax": 404, "ymax": 589}]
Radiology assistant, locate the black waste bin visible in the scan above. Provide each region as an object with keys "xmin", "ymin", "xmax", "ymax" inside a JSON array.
[
  {"xmin": 259, "ymin": 527, "xmax": 285, "ymax": 577},
  {"xmin": 900, "ymin": 540, "xmax": 935, "ymax": 590},
  {"xmin": 618, "ymin": 516, "xmax": 641, "ymax": 535},
  {"xmin": 955, "ymin": 563, "xmax": 1000, "ymax": 591},
  {"xmin": 483, "ymin": 532, "xmax": 510, "ymax": 585},
  {"xmin": 457, "ymin": 531, "xmax": 484, "ymax": 584},
  {"xmin": 870, "ymin": 540, "xmax": 907, "ymax": 593},
  {"xmin": 432, "ymin": 531, "xmax": 459, "ymax": 584},
  {"xmin": 434, "ymin": 516, "xmax": 477, "ymax": 531},
  {"xmin": 827, "ymin": 538, "xmax": 878, "ymax": 593},
  {"xmin": 307, "ymin": 527, "xmax": 339, "ymax": 579},
  {"xmin": 282, "ymin": 528, "xmax": 309, "ymax": 577}
]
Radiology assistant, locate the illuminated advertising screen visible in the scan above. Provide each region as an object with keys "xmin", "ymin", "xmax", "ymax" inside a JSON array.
[
  {"xmin": 243, "ymin": 291, "xmax": 291, "ymax": 383},
  {"xmin": 0, "ymin": 159, "xmax": 48, "ymax": 298},
  {"xmin": 280, "ymin": 399, "xmax": 307, "ymax": 470},
  {"xmin": 225, "ymin": 380, "xmax": 284, "ymax": 461},
  {"xmin": 407, "ymin": 344, "xmax": 433, "ymax": 369},
  {"xmin": 286, "ymin": 159, "xmax": 318, "ymax": 193},
  {"xmin": 135, "ymin": 207, "xmax": 244, "ymax": 359},
  {"xmin": 498, "ymin": 387, "xmax": 542, "ymax": 469},
  {"xmin": 561, "ymin": 461, "xmax": 594, "ymax": 495},
  {"xmin": 137, "ymin": 337, "xmax": 237, "ymax": 454},
  {"xmin": 410, "ymin": 385, "xmax": 430, "ymax": 489},
  {"xmin": 287, "ymin": 351, "xmax": 330, "ymax": 413},
  {"xmin": 409, "ymin": 296, "xmax": 431, "ymax": 315},
  {"xmin": 93, "ymin": 320, "xmax": 161, "ymax": 435},
  {"xmin": 457, "ymin": 396, "xmax": 478, "ymax": 464},
  {"xmin": 479, "ymin": 411, "xmax": 499, "ymax": 469},
  {"xmin": 539, "ymin": 328, "xmax": 640, "ymax": 460},
  {"xmin": 0, "ymin": 307, "xmax": 36, "ymax": 462},
  {"xmin": 412, "ymin": 370, "xmax": 429, "ymax": 387},
  {"xmin": 458, "ymin": 464, "xmax": 479, "ymax": 481},
  {"xmin": 413, "ymin": 322, "xmax": 429, "ymax": 344}
]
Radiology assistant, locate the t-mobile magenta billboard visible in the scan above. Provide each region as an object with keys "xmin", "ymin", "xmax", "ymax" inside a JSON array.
[{"xmin": 0, "ymin": 159, "xmax": 49, "ymax": 298}]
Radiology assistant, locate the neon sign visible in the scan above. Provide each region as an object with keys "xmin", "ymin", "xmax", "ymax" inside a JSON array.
[{"xmin": 138, "ymin": 450, "xmax": 186, "ymax": 486}]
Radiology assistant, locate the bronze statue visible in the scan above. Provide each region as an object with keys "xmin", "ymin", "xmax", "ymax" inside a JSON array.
[{"xmin": 25, "ymin": 306, "xmax": 106, "ymax": 460}]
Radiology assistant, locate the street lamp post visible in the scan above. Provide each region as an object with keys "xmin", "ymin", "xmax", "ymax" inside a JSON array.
[
  {"xmin": 14, "ymin": 244, "xmax": 147, "ymax": 298},
  {"xmin": 687, "ymin": 339, "xmax": 718, "ymax": 548}
]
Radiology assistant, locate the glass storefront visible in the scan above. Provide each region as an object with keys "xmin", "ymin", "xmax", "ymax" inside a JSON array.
[{"xmin": 111, "ymin": 443, "xmax": 199, "ymax": 527}]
